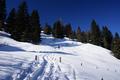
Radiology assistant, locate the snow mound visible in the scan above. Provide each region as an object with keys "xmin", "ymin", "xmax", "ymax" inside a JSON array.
[{"xmin": 0, "ymin": 31, "xmax": 120, "ymax": 80}]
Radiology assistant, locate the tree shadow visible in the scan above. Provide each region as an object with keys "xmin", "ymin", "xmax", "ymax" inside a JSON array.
[
  {"xmin": 29, "ymin": 51, "xmax": 77, "ymax": 56},
  {"xmin": 0, "ymin": 44, "xmax": 25, "ymax": 52},
  {"xmin": 0, "ymin": 57, "xmax": 30, "ymax": 80},
  {"xmin": 41, "ymin": 37, "xmax": 79, "ymax": 47},
  {"xmin": 0, "ymin": 32, "xmax": 10, "ymax": 38}
]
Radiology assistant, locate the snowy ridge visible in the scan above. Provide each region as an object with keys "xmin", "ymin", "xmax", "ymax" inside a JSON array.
[{"xmin": 0, "ymin": 31, "xmax": 120, "ymax": 80}]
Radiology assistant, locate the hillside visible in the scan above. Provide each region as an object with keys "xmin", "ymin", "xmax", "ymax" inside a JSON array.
[{"xmin": 0, "ymin": 31, "xmax": 120, "ymax": 80}]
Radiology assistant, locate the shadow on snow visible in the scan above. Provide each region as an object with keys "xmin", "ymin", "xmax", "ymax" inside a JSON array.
[
  {"xmin": 0, "ymin": 44, "xmax": 25, "ymax": 52},
  {"xmin": 41, "ymin": 37, "xmax": 79, "ymax": 48}
]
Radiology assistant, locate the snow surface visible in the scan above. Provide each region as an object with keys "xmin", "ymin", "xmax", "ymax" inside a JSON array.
[{"xmin": 0, "ymin": 31, "xmax": 120, "ymax": 80}]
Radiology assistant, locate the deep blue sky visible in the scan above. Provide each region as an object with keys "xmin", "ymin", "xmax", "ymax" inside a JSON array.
[{"xmin": 6, "ymin": 0, "xmax": 120, "ymax": 34}]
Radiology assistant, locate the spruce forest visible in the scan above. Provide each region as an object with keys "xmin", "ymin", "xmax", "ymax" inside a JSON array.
[{"xmin": 0, "ymin": 0, "xmax": 120, "ymax": 59}]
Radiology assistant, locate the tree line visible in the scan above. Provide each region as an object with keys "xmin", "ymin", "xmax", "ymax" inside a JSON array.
[
  {"xmin": 0, "ymin": 0, "xmax": 120, "ymax": 59},
  {"xmin": 0, "ymin": 0, "xmax": 41, "ymax": 44},
  {"xmin": 44, "ymin": 20, "xmax": 120, "ymax": 59}
]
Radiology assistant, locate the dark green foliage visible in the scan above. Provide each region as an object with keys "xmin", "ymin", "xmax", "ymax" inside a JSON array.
[
  {"xmin": 114, "ymin": 32, "xmax": 120, "ymax": 39},
  {"xmin": 64, "ymin": 23, "xmax": 73, "ymax": 38},
  {"xmin": 0, "ymin": 1, "xmax": 41, "ymax": 44},
  {"xmin": 90, "ymin": 20, "xmax": 101, "ymax": 46},
  {"xmin": 81, "ymin": 31, "xmax": 87, "ymax": 43},
  {"xmin": 10, "ymin": 2, "xmax": 41, "ymax": 44},
  {"xmin": 76, "ymin": 26, "xmax": 82, "ymax": 42},
  {"xmin": 76, "ymin": 27, "xmax": 87, "ymax": 43},
  {"xmin": 6, "ymin": 8, "xmax": 16, "ymax": 34},
  {"xmin": 0, "ymin": 0, "xmax": 6, "ymax": 21},
  {"xmin": 52, "ymin": 20, "xmax": 64, "ymax": 38},
  {"xmin": 86, "ymin": 31, "xmax": 91, "ymax": 43},
  {"xmin": 102, "ymin": 26, "xmax": 113, "ymax": 50},
  {"xmin": 30, "ymin": 10, "xmax": 41, "ymax": 43},
  {"xmin": 44, "ymin": 23, "xmax": 52, "ymax": 35},
  {"xmin": 71, "ymin": 31, "xmax": 77, "ymax": 40},
  {"xmin": 15, "ymin": 1, "xmax": 30, "ymax": 41},
  {"xmin": 0, "ymin": 0, "xmax": 6, "ymax": 30},
  {"xmin": 112, "ymin": 32, "xmax": 120, "ymax": 59}
]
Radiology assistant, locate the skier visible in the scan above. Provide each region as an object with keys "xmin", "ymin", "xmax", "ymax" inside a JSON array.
[
  {"xmin": 59, "ymin": 57, "xmax": 62, "ymax": 63},
  {"xmin": 35, "ymin": 55, "xmax": 37, "ymax": 61},
  {"xmin": 58, "ymin": 45, "xmax": 60, "ymax": 49},
  {"xmin": 101, "ymin": 77, "xmax": 103, "ymax": 80},
  {"xmin": 81, "ymin": 63, "xmax": 82, "ymax": 66}
]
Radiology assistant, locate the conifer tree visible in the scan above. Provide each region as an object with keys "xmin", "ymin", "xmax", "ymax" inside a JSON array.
[
  {"xmin": 6, "ymin": 8, "xmax": 16, "ymax": 34},
  {"xmin": 86, "ymin": 31, "xmax": 91, "ymax": 43},
  {"xmin": 102, "ymin": 26, "xmax": 113, "ymax": 50},
  {"xmin": 65, "ymin": 23, "xmax": 72, "ymax": 38},
  {"xmin": 53, "ymin": 20, "xmax": 64, "ymax": 38},
  {"xmin": 76, "ymin": 26, "xmax": 82, "ymax": 42},
  {"xmin": 30, "ymin": 10, "xmax": 41, "ymax": 43},
  {"xmin": 44, "ymin": 23, "xmax": 52, "ymax": 35},
  {"xmin": 0, "ymin": 0, "xmax": 6, "ymax": 30},
  {"xmin": 114, "ymin": 32, "xmax": 119, "ymax": 39},
  {"xmin": 71, "ymin": 31, "xmax": 77, "ymax": 40},
  {"xmin": 112, "ymin": 32, "xmax": 120, "ymax": 59},
  {"xmin": 90, "ymin": 20, "xmax": 101, "ymax": 46},
  {"xmin": 81, "ymin": 31, "xmax": 87, "ymax": 43},
  {"xmin": 15, "ymin": 1, "xmax": 30, "ymax": 41}
]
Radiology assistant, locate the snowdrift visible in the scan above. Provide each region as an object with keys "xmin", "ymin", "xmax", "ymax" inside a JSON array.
[{"xmin": 0, "ymin": 31, "xmax": 120, "ymax": 80}]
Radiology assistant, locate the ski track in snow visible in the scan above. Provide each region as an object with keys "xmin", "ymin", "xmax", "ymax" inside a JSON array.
[
  {"xmin": 1, "ymin": 32, "xmax": 120, "ymax": 80},
  {"xmin": 31, "ymin": 56, "xmax": 47, "ymax": 80},
  {"xmin": 21, "ymin": 54, "xmax": 75, "ymax": 80}
]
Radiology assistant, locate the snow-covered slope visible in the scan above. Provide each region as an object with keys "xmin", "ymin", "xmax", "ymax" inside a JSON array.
[{"xmin": 0, "ymin": 31, "xmax": 120, "ymax": 80}]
